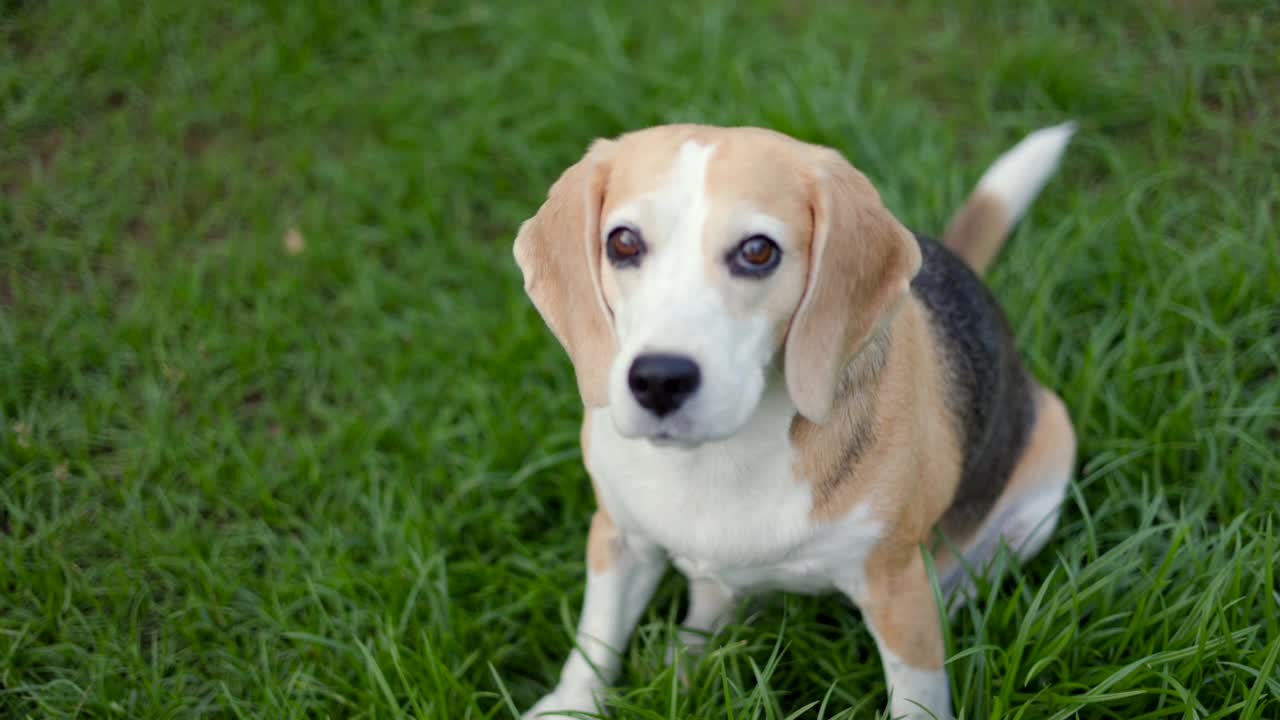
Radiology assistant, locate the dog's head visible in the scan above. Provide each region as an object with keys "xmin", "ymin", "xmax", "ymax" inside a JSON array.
[{"xmin": 515, "ymin": 125, "xmax": 920, "ymax": 445}]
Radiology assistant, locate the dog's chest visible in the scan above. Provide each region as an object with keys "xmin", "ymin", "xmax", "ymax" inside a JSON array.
[{"xmin": 586, "ymin": 401, "xmax": 883, "ymax": 596}]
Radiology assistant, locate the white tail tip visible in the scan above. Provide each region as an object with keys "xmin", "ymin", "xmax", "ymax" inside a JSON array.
[{"xmin": 976, "ymin": 121, "xmax": 1076, "ymax": 224}]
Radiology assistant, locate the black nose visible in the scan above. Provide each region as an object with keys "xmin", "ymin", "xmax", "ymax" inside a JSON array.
[{"xmin": 628, "ymin": 354, "xmax": 701, "ymax": 417}]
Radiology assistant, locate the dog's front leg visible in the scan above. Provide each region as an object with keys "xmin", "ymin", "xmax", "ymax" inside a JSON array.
[
  {"xmin": 523, "ymin": 510, "xmax": 667, "ymax": 719},
  {"xmin": 852, "ymin": 548, "xmax": 952, "ymax": 720}
]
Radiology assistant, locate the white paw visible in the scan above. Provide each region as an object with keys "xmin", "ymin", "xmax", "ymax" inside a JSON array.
[
  {"xmin": 521, "ymin": 686, "xmax": 602, "ymax": 719},
  {"xmin": 887, "ymin": 683, "xmax": 952, "ymax": 720}
]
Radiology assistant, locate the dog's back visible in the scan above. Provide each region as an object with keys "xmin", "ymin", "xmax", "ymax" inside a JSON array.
[
  {"xmin": 919, "ymin": 123, "xmax": 1074, "ymax": 541},
  {"xmin": 912, "ymin": 234, "xmax": 1036, "ymax": 540}
]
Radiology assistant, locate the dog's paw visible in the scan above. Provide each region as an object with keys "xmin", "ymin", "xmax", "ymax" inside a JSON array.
[{"xmin": 521, "ymin": 686, "xmax": 602, "ymax": 719}]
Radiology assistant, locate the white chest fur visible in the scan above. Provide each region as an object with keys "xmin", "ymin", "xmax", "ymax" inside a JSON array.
[{"xmin": 586, "ymin": 385, "xmax": 884, "ymax": 598}]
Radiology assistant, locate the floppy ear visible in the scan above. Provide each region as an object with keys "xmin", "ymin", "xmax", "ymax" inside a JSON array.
[
  {"xmin": 514, "ymin": 140, "xmax": 617, "ymax": 407},
  {"xmin": 785, "ymin": 149, "xmax": 922, "ymax": 423}
]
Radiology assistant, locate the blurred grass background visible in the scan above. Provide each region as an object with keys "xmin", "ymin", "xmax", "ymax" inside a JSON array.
[{"xmin": 2, "ymin": 1, "xmax": 1278, "ymax": 718}]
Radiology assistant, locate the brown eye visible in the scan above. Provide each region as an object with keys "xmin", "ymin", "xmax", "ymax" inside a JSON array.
[
  {"xmin": 606, "ymin": 227, "xmax": 645, "ymax": 266},
  {"xmin": 728, "ymin": 235, "xmax": 781, "ymax": 276}
]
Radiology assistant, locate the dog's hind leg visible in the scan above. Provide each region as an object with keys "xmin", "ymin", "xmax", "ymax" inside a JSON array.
[{"xmin": 936, "ymin": 386, "xmax": 1076, "ymax": 607}]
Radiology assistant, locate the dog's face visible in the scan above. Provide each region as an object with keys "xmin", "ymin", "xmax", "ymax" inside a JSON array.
[
  {"xmin": 596, "ymin": 135, "xmax": 811, "ymax": 443},
  {"xmin": 515, "ymin": 125, "xmax": 920, "ymax": 445}
]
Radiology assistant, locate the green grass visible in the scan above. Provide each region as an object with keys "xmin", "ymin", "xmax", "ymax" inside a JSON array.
[{"xmin": 2, "ymin": 1, "xmax": 1278, "ymax": 718}]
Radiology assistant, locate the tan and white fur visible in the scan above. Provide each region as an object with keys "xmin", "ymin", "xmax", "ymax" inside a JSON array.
[{"xmin": 514, "ymin": 123, "xmax": 1077, "ymax": 719}]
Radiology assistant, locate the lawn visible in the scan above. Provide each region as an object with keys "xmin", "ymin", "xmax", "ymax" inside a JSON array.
[{"xmin": 2, "ymin": 1, "xmax": 1278, "ymax": 718}]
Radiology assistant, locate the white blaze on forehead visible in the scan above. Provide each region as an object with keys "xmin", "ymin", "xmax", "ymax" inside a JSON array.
[
  {"xmin": 665, "ymin": 139, "xmax": 716, "ymax": 240},
  {"xmin": 606, "ymin": 140, "xmax": 718, "ymax": 339},
  {"xmin": 604, "ymin": 139, "xmax": 716, "ymax": 254}
]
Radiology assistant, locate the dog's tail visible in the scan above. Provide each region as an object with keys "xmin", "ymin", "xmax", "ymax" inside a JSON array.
[{"xmin": 942, "ymin": 122, "xmax": 1075, "ymax": 275}]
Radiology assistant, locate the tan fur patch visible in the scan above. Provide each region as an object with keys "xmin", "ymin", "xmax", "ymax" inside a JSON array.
[
  {"xmin": 935, "ymin": 386, "xmax": 1074, "ymax": 550},
  {"xmin": 581, "ymin": 417, "xmax": 621, "ymax": 574},
  {"xmin": 926, "ymin": 385, "xmax": 1075, "ymax": 599},
  {"xmin": 940, "ymin": 189, "xmax": 1009, "ymax": 276},
  {"xmin": 600, "ymin": 124, "xmax": 814, "ymax": 228},
  {"xmin": 800, "ymin": 300, "xmax": 962, "ymax": 526},
  {"xmin": 586, "ymin": 508, "xmax": 621, "ymax": 574},
  {"xmin": 819, "ymin": 300, "xmax": 963, "ymax": 669},
  {"xmin": 790, "ymin": 330, "xmax": 888, "ymax": 516},
  {"xmin": 1001, "ymin": 388, "xmax": 1076, "ymax": 502},
  {"xmin": 701, "ymin": 129, "xmax": 813, "ymax": 333},
  {"xmin": 782, "ymin": 148, "xmax": 922, "ymax": 423},
  {"xmin": 514, "ymin": 140, "xmax": 619, "ymax": 407},
  {"xmin": 862, "ymin": 549, "xmax": 946, "ymax": 669}
]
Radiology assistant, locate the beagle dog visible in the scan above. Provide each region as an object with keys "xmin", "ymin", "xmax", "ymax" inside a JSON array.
[{"xmin": 515, "ymin": 123, "xmax": 1077, "ymax": 719}]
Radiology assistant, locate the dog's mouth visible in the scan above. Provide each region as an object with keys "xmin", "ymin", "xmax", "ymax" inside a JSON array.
[
  {"xmin": 622, "ymin": 413, "xmax": 738, "ymax": 449},
  {"xmin": 646, "ymin": 431, "xmax": 703, "ymax": 450},
  {"xmin": 615, "ymin": 412, "xmax": 705, "ymax": 447}
]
